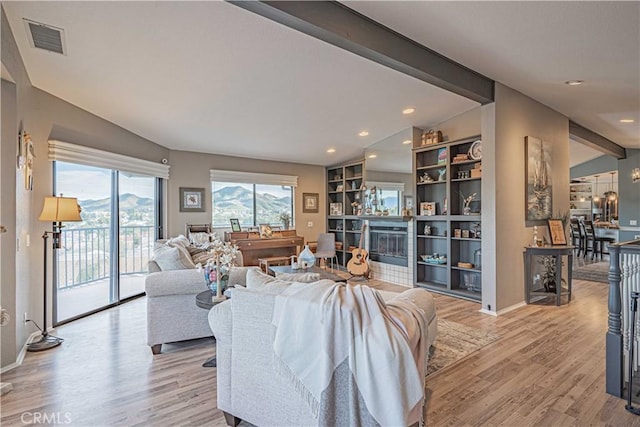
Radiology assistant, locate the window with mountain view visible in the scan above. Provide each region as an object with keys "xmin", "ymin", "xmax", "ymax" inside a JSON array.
[{"xmin": 212, "ymin": 182, "xmax": 293, "ymax": 228}]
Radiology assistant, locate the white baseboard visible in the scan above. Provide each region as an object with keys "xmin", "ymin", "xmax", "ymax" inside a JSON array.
[
  {"xmin": 0, "ymin": 330, "xmax": 45, "ymax": 374},
  {"xmin": 479, "ymin": 301, "xmax": 527, "ymax": 317}
]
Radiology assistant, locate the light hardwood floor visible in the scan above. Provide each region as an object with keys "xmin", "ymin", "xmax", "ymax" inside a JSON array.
[{"xmin": 2, "ymin": 276, "xmax": 639, "ymax": 426}]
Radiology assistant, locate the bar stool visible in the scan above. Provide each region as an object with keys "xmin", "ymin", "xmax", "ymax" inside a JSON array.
[
  {"xmin": 569, "ymin": 218, "xmax": 584, "ymax": 256},
  {"xmin": 583, "ymin": 220, "xmax": 615, "ymax": 260}
]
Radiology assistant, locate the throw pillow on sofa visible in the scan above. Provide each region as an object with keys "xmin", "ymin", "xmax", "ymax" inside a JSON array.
[{"xmin": 152, "ymin": 241, "xmax": 196, "ymax": 271}]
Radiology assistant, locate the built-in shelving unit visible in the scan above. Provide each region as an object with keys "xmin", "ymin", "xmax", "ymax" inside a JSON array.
[
  {"xmin": 413, "ymin": 135, "xmax": 482, "ymax": 301},
  {"xmin": 326, "ymin": 161, "xmax": 365, "ymax": 268},
  {"xmin": 569, "ymin": 182, "xmax": 592, "ymax": 219}
]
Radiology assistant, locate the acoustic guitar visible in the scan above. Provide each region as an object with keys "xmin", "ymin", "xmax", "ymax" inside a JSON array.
[{"xmin": 347, "ymin": 225, "xmax": 369, "ymax": 277}]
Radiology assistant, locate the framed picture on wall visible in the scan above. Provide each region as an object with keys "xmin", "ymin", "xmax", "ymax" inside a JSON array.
[
  {"xmin": 179, "ymin": 187, "xmax": 205, "ymax": 212},
  {"xmin": 303, "ymin": 193, "xmax": 319, "ymax": 213}
]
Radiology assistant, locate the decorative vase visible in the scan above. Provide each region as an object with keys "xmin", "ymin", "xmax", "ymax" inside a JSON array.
[
  {"xmin": 298, "ymin": 245, "xmax": 315, "ymax": 269},
  {"xmin": 463, "ymin": 206, "xmax": 471, "ymax": 215}
]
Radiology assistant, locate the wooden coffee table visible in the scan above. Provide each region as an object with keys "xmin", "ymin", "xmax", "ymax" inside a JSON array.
[{"xmin": 268, "ymin": 265, "xmax": 345, "ymax": 282}]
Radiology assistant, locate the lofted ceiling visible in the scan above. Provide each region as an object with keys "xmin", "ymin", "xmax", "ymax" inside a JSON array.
[{"xmin": 2, "ymin": 1, "xmax": 638, "ymax": 168}]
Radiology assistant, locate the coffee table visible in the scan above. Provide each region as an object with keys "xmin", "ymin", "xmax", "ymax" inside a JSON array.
[
  {"xmin": 195, "ymin": 290, "xmax": 227, "ymax": 367},
  {"xmin": 268, "ymin": 265, "xmax": 345, "ymax": 282}
]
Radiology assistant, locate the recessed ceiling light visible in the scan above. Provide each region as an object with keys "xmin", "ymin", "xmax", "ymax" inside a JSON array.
[
  {"xmin": 402, "ymin": 108, "xmax": 415, "ymax": 115},
  {"xmin": 620, "ymin": 119, "xmax": 635, "ymax": 123},
  {"xmin": 359, "ymin": 131, "xmax": 369, "ymax": 137},
  {"xmin": 402, "ymin": 139, "xmax": 412, "ymax": 145},
  {"xmin": 326, "ymin": 148, "xmax": 336, "ymax": 153},
  {"xmin": 368, "ymin": 154, "xmax": 377, "ymax": 159},
  {"xmin": 564, "ymin": 80, "xmax": 584, "ymax": 86}
]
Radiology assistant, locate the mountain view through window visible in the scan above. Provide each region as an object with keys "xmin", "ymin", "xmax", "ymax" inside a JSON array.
[{"xmin": 212, "ymin": 182, "xmax": 293, "ymax": 228}]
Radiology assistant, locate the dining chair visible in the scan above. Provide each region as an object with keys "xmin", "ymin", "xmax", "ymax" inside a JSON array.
[{"xmin": 314, "ymin": 233, "xmax": 339, "ymax": 271}]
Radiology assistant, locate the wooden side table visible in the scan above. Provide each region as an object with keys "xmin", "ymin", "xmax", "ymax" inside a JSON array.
[{"xmin": 523, "ymin": 245, "xmax": 574, "ymax": 306}]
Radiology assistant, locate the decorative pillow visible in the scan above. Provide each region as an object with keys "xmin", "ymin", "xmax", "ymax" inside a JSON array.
[
  {"xmin": 152, "ymin": 243, "xmax": 196, "ymax": 271},
  {"xmin": 191, "ymin": 250, "xmax": 215, "ymax": 266},
  {"xmin": 167, "ymin": 235, "xmax": 190, "ymax": 248},
  {"xmin": 275, "ymin": 272, "xmax": 321, "ymax": 283},
  {"xmin": 189, "ymin": 232, "xmax": 211, "ymax": 246}
]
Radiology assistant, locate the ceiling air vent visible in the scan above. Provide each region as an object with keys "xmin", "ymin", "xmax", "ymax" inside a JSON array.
[{"xmin": 23, "ymin": 19, "xmax": 66, "ymax": 55}]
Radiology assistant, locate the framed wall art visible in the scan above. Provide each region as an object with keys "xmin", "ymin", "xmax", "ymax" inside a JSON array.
[
  {"xmin": 525, "ymin": 136, "xmax": 553, "ymax": 223},
  {"xmin": 303, "ymin": 193, "xmax": 319, "ymax": 213},
  {"xmin": 179, "ymin": 187, "xmax": 205, "ymax": 212}
]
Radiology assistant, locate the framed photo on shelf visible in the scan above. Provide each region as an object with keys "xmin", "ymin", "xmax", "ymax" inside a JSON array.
[
  {"xmin": 229, "ymin": 218, "xmax": 241, "ymax": 232},
  {"xmin": 179, "ymin": 187, "xmax": 205, "ymax": 212},
  {"xmin": 437, "ymin": 147, "xmax": 447, "ymax": 165},
  {"xmin": 420, "ymin": 201, "xmax": 436, "ymax": 216},
  {"xmin": 547, "ymin": 219, "xmax": 567, "ymax": 245},
  {"xmin": 330, "ymin": 202, "xmax": 343, "ymax": 216},
  {"xmin": 303, "ymin": 193, "xmax": 319, "ymax": 213},
  {"xmin": 259, "ymin": 223, "xmax": 273, "ymax": 239}
]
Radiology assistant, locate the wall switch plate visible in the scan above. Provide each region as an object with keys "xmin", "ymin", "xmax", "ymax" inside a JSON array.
[
  {"xmin": 26, "ymin": 234, "xmax": 30, "ymax": 247},
  {"xmin": 307, "ymin": 221, "xmax": 313, "ymax": 228},
  {"xmin": 631, "ymin": 220, "xmax": 637, "ymax": 226}
]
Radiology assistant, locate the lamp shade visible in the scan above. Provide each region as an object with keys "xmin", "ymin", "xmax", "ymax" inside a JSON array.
[{"xmin": 39, "ymin": 196, "xmax": 82, "ymax": 222}]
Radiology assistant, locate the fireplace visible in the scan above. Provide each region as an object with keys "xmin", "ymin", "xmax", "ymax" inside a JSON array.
[{"xmin": 368, "ymin": 220, "xmax": 408, "ymax": 267}]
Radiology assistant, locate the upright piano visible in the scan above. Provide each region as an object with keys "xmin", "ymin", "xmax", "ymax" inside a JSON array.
[{"xmin": 224, "ymin": 229, "xmax": 304, "ymax": 266}]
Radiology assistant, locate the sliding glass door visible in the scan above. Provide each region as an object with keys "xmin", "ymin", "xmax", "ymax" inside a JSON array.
[
  {"xmin": 118, "ymin": 173, "xmax": 156, "ymax": 300},
  {"xmin": 54, "ymin": 162, "xmax": 158, "ymax": 323}
]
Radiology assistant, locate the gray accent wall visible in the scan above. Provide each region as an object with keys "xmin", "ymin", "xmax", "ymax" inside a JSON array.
[
  {"xmin": 570, "ymin": 154, "xmax": 618, "ymax": 180},
  {"xmin": 618, "ymin": 149, "xmax": 640, "ymax": 241},
  {"xmin": 1, "ymin": 5, "xmax": 170, "ymax": 369},
  {"xmin": 483, "ymin": 83, "xmax": 570, "ymax": 313},
  {"xmin": 1, "ymin": 78, "xmax": 18, "ymax": 367},
  {"xmin": 570, "ymin": 150, "xmax": 640, "ymax": 242},
  {"xmin": 167, "ymin": 151, "xmax": 326, "ymax": 245}
]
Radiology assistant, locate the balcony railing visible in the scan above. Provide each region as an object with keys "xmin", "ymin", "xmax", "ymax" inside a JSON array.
[
  {"xmin": 57, "ymin": 225, "xmax": 154, "ymax": 290},
  {"xmin": 605, "ymin": 239, "xmax": 640, "ymax": 398}
]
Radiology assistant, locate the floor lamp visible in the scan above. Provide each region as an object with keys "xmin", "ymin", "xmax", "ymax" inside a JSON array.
[{"xmin": 27, "ymin": 196, "xmax": 82, "ymax": 352}]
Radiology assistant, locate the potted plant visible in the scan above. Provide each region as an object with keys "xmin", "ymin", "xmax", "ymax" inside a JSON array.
[
  {"xmin": 279, "ymin": 212, "xmax": 291, "ymax": 230},
  {"xmin": 538, "ymin": 255, "xmax": 566, "ymax": 292}
]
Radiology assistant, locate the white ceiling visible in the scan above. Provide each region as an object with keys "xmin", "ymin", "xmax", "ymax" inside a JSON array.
[{"xmin": 3, "ymin": 1, "xmax": 638, "ymax": 168}]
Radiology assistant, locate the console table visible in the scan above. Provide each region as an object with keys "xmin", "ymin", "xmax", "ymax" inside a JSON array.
[
  {"xmin": 523, "ymin": 245, "xmax": 574, "ymax": 306},
  {"xmin": 225, "ymin": 230, "xmax": 304, "ymax": 266}
]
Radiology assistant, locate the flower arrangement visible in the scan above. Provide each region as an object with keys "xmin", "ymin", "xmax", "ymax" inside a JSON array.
[
  {"xmin": 199, "ymin": 236, "xmax": 240, "ymax": 293},
  {"xmin": 460, "ymin": 191, "xmax": 477, "ymax": 208},
  {"xmin": 279, "ymin": 212, "xmax": 292, "ymax": 229}
]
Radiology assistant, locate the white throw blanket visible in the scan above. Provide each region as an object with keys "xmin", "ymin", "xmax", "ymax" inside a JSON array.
[{"xmin": 272, "ymin": 281, "xmax": 426, "ymax": 426}]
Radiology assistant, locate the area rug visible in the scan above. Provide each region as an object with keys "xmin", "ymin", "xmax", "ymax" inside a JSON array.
[
  {"xmin": 427, "ymin": 319, "xmax": 500, "ymax": 377},
  {"xmin": 572, "ymin": 261, "xmax": 609, "ymax": 283}
]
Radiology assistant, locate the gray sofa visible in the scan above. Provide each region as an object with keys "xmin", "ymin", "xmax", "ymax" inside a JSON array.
[
  {"xmin": 209, "ymin": 272, "xmax": 438, "ymax": 426},
  {"xmin": 145, "ymin": 260, "xmax": 258, "ymax": 354}
]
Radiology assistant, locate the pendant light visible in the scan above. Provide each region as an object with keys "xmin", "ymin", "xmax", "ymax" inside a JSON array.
[
  {"xmin": 609, "ymin": 172, "xmax": 618, "ymax": 201},
  {"xmin": 593, "ymin": 175, "xmax": 600, "ymax": 202}
]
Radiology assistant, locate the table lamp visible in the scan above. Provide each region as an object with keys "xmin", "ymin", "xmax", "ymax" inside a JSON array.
[{"xmin": 27, "ymin": 196, "xmax": 82, "ymax": 352}]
